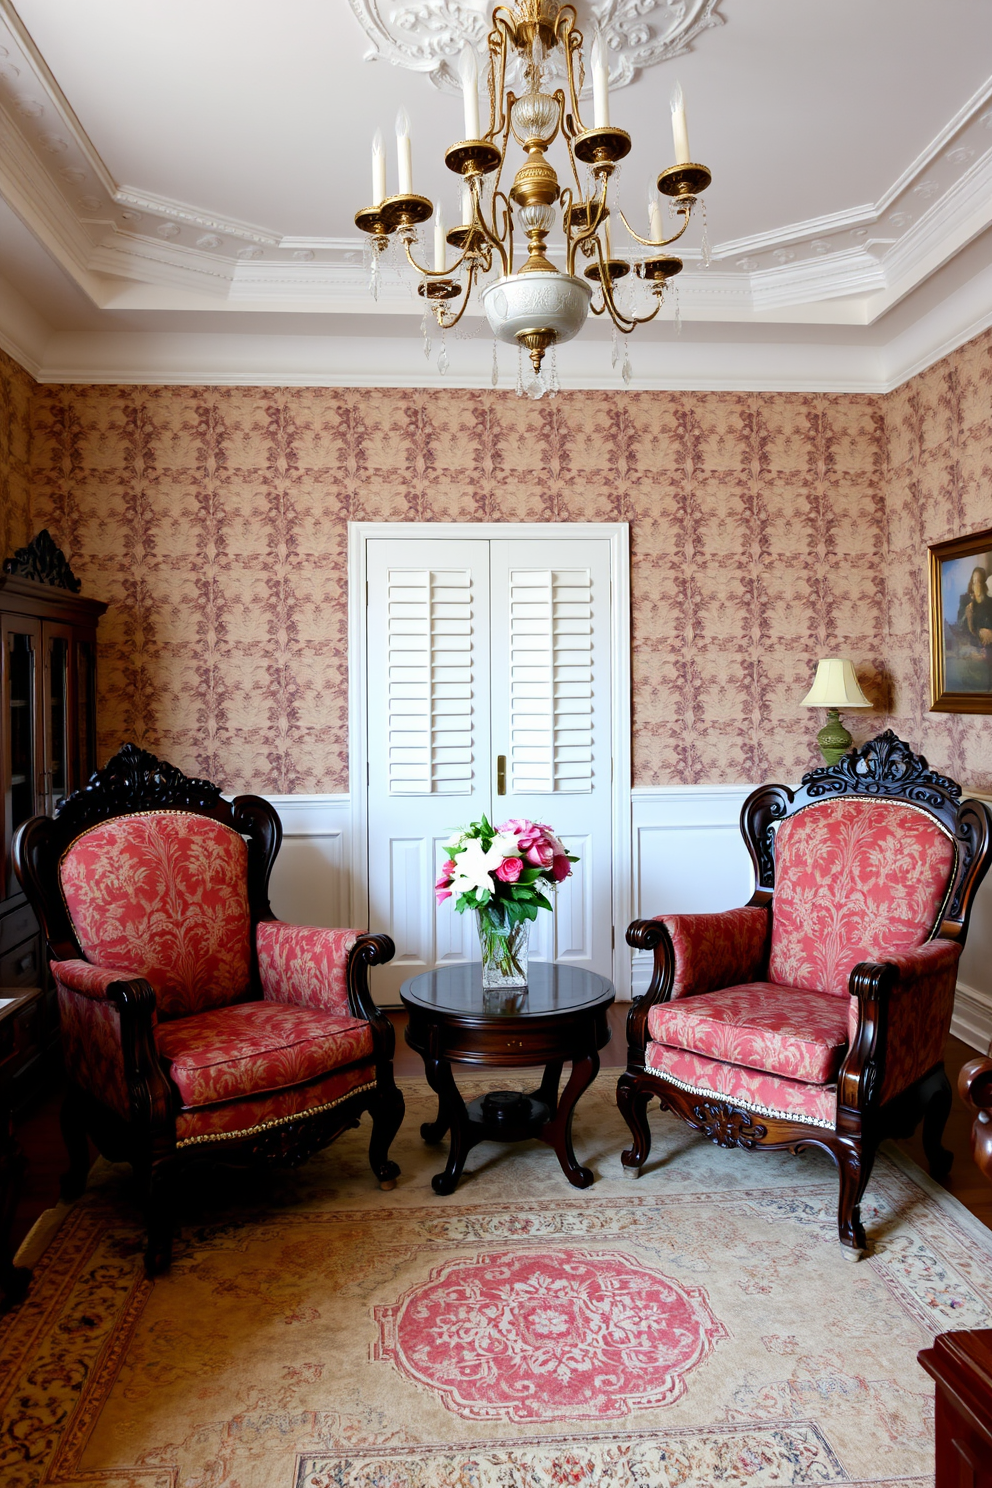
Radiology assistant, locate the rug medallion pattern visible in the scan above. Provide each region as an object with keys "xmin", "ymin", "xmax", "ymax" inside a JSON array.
[{"xmin": 1, "ymin": 1078, "xmax": 990, "ymax": 1486}]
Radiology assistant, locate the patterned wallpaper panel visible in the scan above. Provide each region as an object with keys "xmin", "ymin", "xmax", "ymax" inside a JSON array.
[
  {"xmin": 0, "ymin": 347, "xmax": 34, "ymax": 564},
  {"xmin": 884, "ymin": 330, "xmax": 992, "ymax": 791},
  {"xmin": 25, "ymin": 383, "xmax": 899, "ymax": 794}
]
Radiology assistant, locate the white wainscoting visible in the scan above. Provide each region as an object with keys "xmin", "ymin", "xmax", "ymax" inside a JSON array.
[
  {"xmin": 630, "ymin": 786, "xmax": 756, "ymax": 997},
  {"xmin": 260, "ymin": 785, "xmax": 992, "ymax": 1045},
  {"xmin": 263, "ymin": 794, "xmax": 353, "ymax": 930}
]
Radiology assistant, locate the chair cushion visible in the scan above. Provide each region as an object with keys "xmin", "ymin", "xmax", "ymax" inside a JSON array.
[
  {"xmin": 644, "ymin": 1042, "xmax": 836, "ymax": 1129},
  {"xmin": 175, "ymin": 1061, "xmax": 378, "ymax": 1146},
  {"xmin": 648, "ymin": 984, "xmax": 850, "ymax": 1084},
  {"xmin": 156, "ymin": 1001, "xmax": 374, "ymax": 1108},
  {"xmin": 60, "ymin": 811, "xmax": 252, "ymax": 1018},
  {"xmin": 768, "ymin": 797, "xmax": 956, "ymax": 997}
]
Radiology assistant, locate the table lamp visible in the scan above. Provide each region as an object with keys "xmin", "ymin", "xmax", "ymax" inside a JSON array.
[{"xmin": 800, "ymin": 657, "xmax": 872, "ymax": 765}]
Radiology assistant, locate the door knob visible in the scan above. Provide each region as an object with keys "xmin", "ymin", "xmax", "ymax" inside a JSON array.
[{"xmin": 496, "ymin": 755, "xmax": 506, "ymax": 796}]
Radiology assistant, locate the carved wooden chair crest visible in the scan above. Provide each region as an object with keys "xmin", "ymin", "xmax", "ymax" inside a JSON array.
[
  {"xmin": 13, "ymin": 743, "xmax": 404, "ymax": 1275},
  {"xmin": 619, "ymin": 731, "xmax": 992, "ymax": 1258}
]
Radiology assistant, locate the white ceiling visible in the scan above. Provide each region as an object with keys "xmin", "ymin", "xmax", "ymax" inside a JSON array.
[{"xmin": 2, "ymin": 0, "xmax": 992, "ymax": 389}]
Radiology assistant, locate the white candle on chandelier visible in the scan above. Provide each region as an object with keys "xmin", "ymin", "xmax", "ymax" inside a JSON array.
[
  {"xmin": 434, "ymin": 204, "xmax": 446, "ymax": 272},
  {"xmin": 671, "ymin": 82, "xmax": 690, "ymax": 164},
  {"xmin": 604, "ymin": 214, "xmax": 612, "ymax": 260},
  {"xmin": 396, "ymin": 107, "xmax": 413, "ymax": 194},
  {"xmin": 462, "ymin": 178, "xmax": 474, "ymax": 224},
  {"xmin": 591, "ymin": 32, "xmax": 610, "ymax": 127},
  {"xmin": 648, "ymin": 193, "xmax": 664, "ymax": 241},
  {"xmin": 371, "ymin": 129, "xmax": 386, "ymax": 207},
  {"xmin": 459, "ymin": 46, "xmax": 480, "ymax": 139}
]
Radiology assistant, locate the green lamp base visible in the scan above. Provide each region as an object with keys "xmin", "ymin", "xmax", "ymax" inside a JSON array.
[{"xmin": 816, "ymin": 707, "xmax": 852, "ymax": 766}]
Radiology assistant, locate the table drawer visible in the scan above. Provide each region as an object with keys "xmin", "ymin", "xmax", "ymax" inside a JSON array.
[
  {"xmin": 0, "ymin": 936, "xmax": 41, "ymax": 988},
  {"xmin": 0, "ymin": 901, "xmax": 38, "ymax": 956}
]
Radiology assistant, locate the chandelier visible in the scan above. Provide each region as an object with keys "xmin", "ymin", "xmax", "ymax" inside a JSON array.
[{"xmin": 354, "ymin": 0, "xmax": 712, "ymax": 396}]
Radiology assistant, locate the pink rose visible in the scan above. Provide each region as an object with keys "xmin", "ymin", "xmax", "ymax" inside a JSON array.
[
  {"xmin": 495, "ymin": 856, "xmax": 523, "ymax": 883},
  {"xmin": 525, "ymin": 840, "xmax": 554, "ymax": 868},
  {"xmin": 441, "ymin": 859, "xmax": 457, "ymax": 875},
  {"xmin": 435, "ymin": 885, "xmax": 452, "ymax": 903},
  {"xmin": 497, "ymin": 818, "xmax": 532, "ymax": 836},
  {"xmin": 551, "ymin": 854, "xmax": 571, "ymax": 882}
]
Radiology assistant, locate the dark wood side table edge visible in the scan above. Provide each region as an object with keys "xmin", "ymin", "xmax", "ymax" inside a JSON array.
[
  {"xmin": 918, "ymin": 1328, "xmax": 992, "ymax": 1487},
  {"xmin": 1, "ymin": 985, "xmax": 43, "ymax": 1311},
  {"xmin": 400, "ymin": 965, "xmax": 614, "ymax": 1195}
]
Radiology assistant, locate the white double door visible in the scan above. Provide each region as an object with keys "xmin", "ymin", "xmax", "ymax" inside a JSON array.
[{"xmin": 366, "ymin": 535, "xmax": 615, "ymax": 1003}]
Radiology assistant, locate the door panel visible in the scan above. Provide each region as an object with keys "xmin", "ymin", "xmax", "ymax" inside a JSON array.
[
  {"xmin": 489, "ymin": 540, "xmax": 613, "ymax": 978},
  {"xmin": 366, "ymin": 535, "xmax": 613, "ymax": 1000},
  {"xmin": 366, "ymin": 539, "xmax": 492, "ymax": 1000}
]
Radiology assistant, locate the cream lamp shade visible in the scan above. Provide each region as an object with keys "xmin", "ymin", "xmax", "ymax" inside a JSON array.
[{"xmin": 800, "ymin": 658, "xmax": 871, "ymax": 710}]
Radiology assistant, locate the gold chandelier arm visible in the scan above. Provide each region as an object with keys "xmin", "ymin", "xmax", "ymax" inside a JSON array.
[
  {"xmin": 565, "ymin": 175, "xmax": 609, "ymax": 276},
  {"xmin": 618, "ymin": 206, "xmax": 692, "ymax": 250},
  {"xmin": 557, "ymin": 10, "xmax": 588, "ymax": 137},
  {"xmin": 469, "ymin": 178, "xmax": 511, "ymax": 278},
  {"xmin": 403, "ymin": 237, "xmax": 476, "ymax": 280},
  {"xmin": 486, "ymin": 19, "xmax": 511, "ymax": 139},
  {"xmin": 435, "ymin": 262, "xmax": 478, "ymax": 331}
]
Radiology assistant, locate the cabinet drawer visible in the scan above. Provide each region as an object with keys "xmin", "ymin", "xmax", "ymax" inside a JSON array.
[
  {"xmin": 0, "ymin": 901, "xmax": 38, "ymax": 956},
  {"xmin": 0, "ymin": 936, "xmax": 41, "ymax": 987}
]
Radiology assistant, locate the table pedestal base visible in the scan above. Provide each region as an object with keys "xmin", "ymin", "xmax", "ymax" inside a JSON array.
[{"xmin": 422, "ymin": 1056, "xmax": 599, "ymax": 1194}]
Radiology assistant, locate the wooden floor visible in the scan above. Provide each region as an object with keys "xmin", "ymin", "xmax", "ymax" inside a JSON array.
[{"xmin": 11, "ymin": 1007, "xmax": 992, "ymax": 1250}]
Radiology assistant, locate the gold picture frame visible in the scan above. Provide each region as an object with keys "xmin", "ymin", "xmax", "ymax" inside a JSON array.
[{"xmin": 929, "ymin": 526, "xmax": 992, "ymax": 714}]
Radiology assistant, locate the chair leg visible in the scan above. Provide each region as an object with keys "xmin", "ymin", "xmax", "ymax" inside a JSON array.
[
  {"xmin": 369, "ymin": 1083, "xmax": 405, "ymax": 1191},
  {"xmin": 920, "ymin": 1067, "xmax": 954, "ymax": 1182},
  {"xmin": 59, "ymin": 1089, "xmax": 92, "ymax": 1202},
  {"xmin": 143, "ymin": 1157, "xmax": 177, "ymax": 1277},
  {"xmin": 836, "ymin": 1138, "xmax": 875, "ymax": 1259},
  {"xmin": 617, "ymin": 1071, "xmax": 652, "ymax": 1178}
]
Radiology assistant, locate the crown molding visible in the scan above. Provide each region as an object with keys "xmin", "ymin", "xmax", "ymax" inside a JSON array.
[{"xmin": 111, "ymin": 185, "xmax": 280, "ymax": 246}]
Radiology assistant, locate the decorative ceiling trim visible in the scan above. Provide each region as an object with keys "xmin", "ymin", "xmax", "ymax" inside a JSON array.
[
  {"xmin": 346, "ymin": 0, "xmax": 723, "ymax": 93},
  {"xmin": 112, "ymin": 186, "xmax": 280, "ymax": 246}
]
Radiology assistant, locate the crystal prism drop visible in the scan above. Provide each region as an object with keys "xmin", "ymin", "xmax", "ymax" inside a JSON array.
[
  {"xmin": 438, "ymin": 336, "xmax": 449, "ymax": 376},
  {"xmin": 611, "ymin": 327, "xmax": 619, "ymax": 369},
  {"xmin": 421, "ymin": 310, "xmax": 432, "ymax": 361},
  {"xmin": 526, "ymin": 376, "xmax": 545, "ymax": 400},
  {"xmin": 621, "ymin": 343, "xmax": 632, "ymax": 387},
  {"xmin": 491, "ymin": 342, "xmax": 499, "ymax": 389},
  {"xmin": 516, "ymin": 344, "xmax": 525, "ymax": 398}
]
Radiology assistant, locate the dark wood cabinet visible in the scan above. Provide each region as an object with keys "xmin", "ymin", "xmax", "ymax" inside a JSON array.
[
  {"xmin": 0, "ymin": 532, "xmax": 106, "ymax": 1107},
  {"xmin": 919, "ymin": 1330, "xmax": 992, "ymax": 1488}
]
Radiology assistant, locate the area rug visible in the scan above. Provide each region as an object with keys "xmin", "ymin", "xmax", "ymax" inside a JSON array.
[{"xmin": 3, "ymin": 1074, "xmax": 992, "ymax": 1487}]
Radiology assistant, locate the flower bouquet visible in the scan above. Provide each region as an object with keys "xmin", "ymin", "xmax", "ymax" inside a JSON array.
[{"xmin": 435, "ymin": 817, "xmax": 578, "ymax": 989}]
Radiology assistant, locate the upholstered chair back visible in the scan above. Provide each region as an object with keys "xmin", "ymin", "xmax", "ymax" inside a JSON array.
[
  {"xmin": 59, "ymin": 810, "xmax": 252, "ymax": 1018},
  {"xmin": 768, "ymin": 796, "xmax": 956, "ymax": 997}
]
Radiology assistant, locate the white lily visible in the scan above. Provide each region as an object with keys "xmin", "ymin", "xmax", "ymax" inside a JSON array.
[{"xmin": 449, "ymin": 836, "xmax": 507, "ymax": 896}]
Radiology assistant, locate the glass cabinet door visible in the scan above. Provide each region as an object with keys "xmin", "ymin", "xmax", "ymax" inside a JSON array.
[
  {"xmin": 75, "ymin": 637, "xmax": 98, "ymax": 786},
  {"xmin": 2, "ymin": 617, "xmax": 43, "ymax": 894},
  {"xmin": 43, "ymin": 624, "xmax": 72, "ymax": 813}
]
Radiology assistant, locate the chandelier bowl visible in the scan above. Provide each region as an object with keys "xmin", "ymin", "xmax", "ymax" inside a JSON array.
[{"xmin": 481, "ymin": 271, "xmax": 593, "ymax": 349}]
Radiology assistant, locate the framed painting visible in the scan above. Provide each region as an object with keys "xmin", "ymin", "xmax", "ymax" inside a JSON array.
[{"xmin": 929, "ymin": 526, "xmax": 992, "ymax": 714}]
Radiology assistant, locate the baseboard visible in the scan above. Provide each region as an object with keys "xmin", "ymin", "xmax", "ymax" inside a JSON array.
[{"xmin": 951, "ymin": 978, "xmax": 992, "ymax": 1054}]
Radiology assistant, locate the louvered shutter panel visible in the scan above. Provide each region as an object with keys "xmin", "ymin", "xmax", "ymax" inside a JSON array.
[
  {"xmin": 508, "ymin": 568, "xmax": 594, "ymax": 795},
  {"xmin": 386, "ymin": 567, "xmax": 475, "ymax": 795}
]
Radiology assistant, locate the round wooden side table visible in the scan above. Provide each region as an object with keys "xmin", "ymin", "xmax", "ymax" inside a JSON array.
[{"xmin": 400, "ymin": 961, "xmax": 614, "ymax": 1194}]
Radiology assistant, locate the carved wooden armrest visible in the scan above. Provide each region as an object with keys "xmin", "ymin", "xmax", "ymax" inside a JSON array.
[
  {"xmin": 838, "ymin": 941, "xmax": 961, "ymax": 1114},
  {"xmin": 51, "ymin": 959, "xmax": 172, "ymax": 1131},
  {"xmin": 959, "ymin": 1056, "xmax": 992, "ymax": 1185},
  {"xmin": 624, "ymin": 906, "xmax": 770, "ymax": 1058}
]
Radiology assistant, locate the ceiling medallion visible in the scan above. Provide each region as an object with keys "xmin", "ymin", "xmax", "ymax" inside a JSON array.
[
  {"xmin": 355, "ymin": 0, "xmax": 713, "ymax": 396},
  {"xmin": 348, "ymin": 0, "xmax": 723, "ymax": 92}
]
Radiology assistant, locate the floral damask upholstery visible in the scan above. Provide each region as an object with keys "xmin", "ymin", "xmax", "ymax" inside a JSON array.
[
  {"xmin": 60, "ymin": 811, "xmax": 252, "ymax": 1018},
  {"xmin": 175, "ymin": 1062, "xmax": 378, "ymax": 1145},
  {"xmin": 644, "ymin": 1041, "xmax": 837, "ymax": 1129},
  {"xmin": 767, "ymin": 798, "xmax": 956, "ymax": 997},
  {"xmin": 55, "ymin": 969, "xmax": 132, "ymax": 1121},
  {"xmin": 651, "ymin": 907, "xmax": 769, "ymax": 1001},
  {"xmin": 156, "ymin": 1002, "xmax": 374, "ymax": 1108},
  {"xmin": 257, "ymin": 923, "xmax": 359, "ymax": 1018},
  {"xmin": 876, "ymin": 940, "xmax": 961, "ymax": 1103},
  {"xmin": 648, "ymin": 984, "xmax": 851, "ymax": 1085}
]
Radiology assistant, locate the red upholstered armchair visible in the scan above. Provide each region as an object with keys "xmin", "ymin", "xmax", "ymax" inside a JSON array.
[
  {"xmin": 13, "ymin": 743, "xmax": 404, "ymax": 1275},
  {"xmin": 618, "ymin": 733, "xmax": 992, "ymax": 1258}
]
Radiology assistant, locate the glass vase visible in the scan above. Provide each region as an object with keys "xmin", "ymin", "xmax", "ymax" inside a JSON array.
[{"xmin": 475, "ymin": 903, "xmax": 531, "ymax": 990}]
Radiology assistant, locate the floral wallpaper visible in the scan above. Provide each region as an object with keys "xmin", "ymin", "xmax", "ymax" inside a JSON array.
[
  {"xmin": 884, "ymin": 332, "xmax": 992, "ymax": 791},
  {"xmin": 0, "ymin": 345, "xmax": 34, "ymax": 563},
  {"xmin": 3, "ymin": 329, "xmax": 988, "ymax": 794}
]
